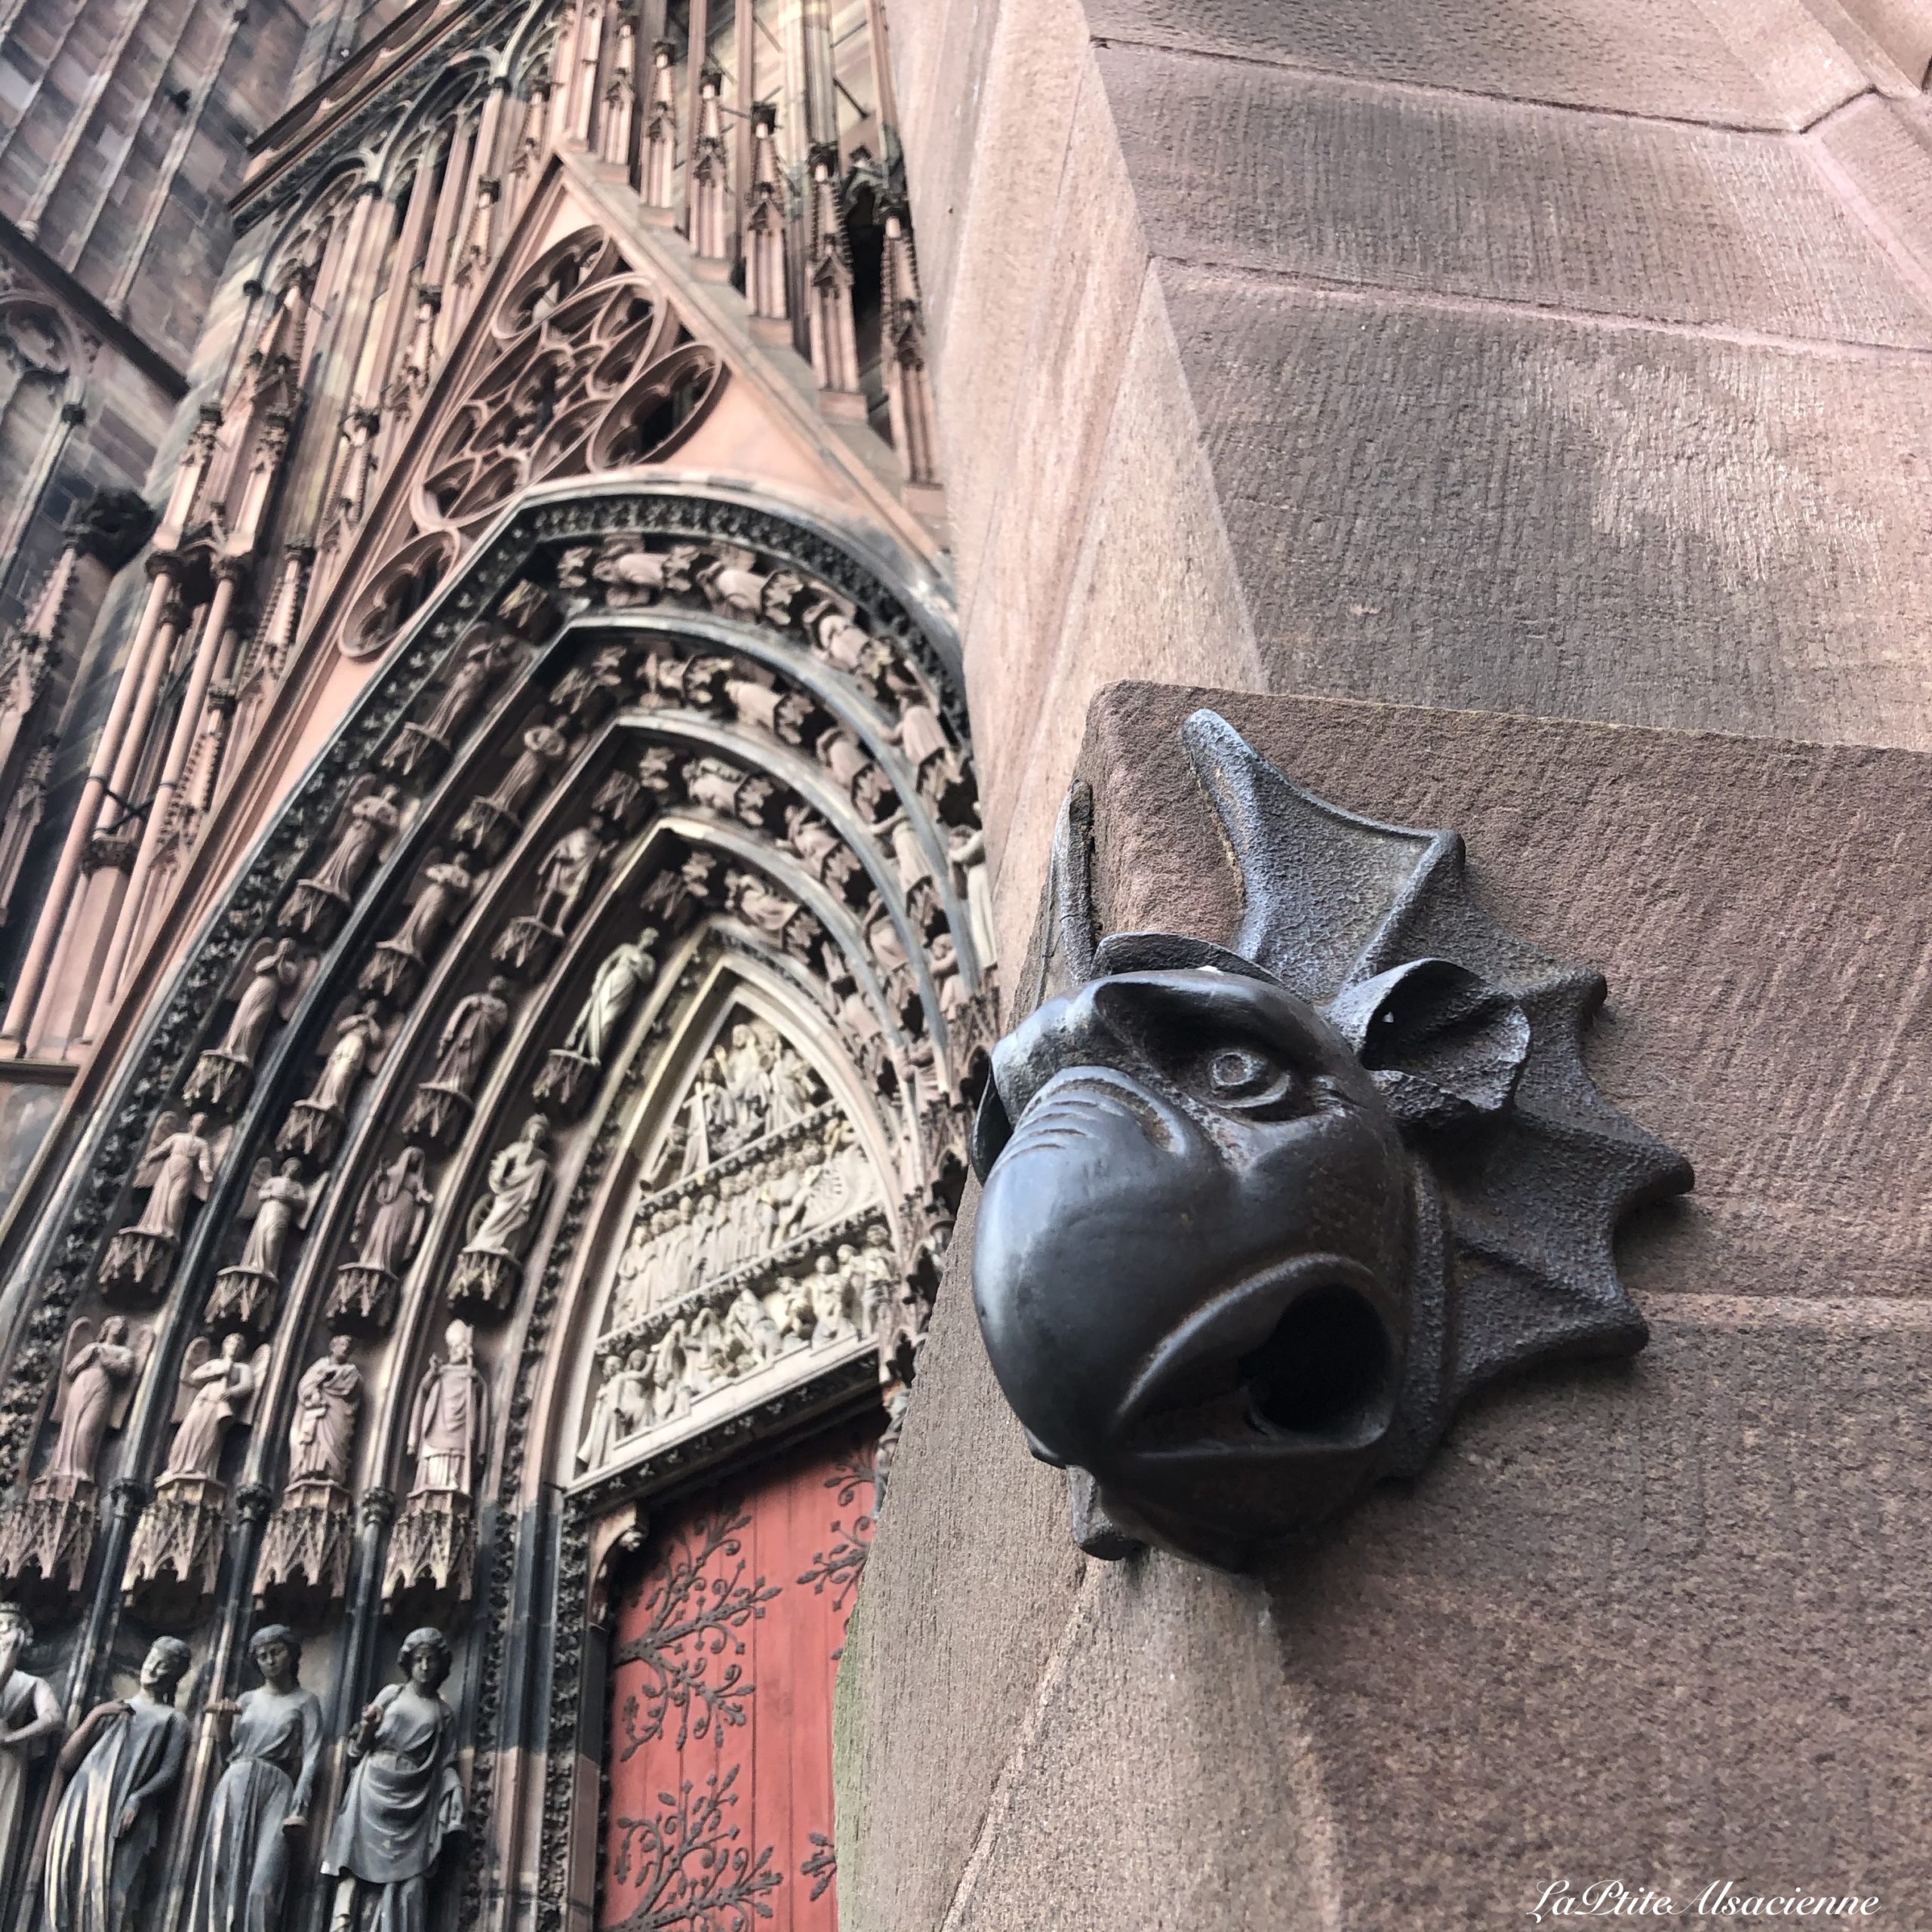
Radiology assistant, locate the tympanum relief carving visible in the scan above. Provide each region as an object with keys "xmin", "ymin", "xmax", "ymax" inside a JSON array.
[{"xmin": 577, "ymin": 1013, "xmax": 890, "ymax": 1479}]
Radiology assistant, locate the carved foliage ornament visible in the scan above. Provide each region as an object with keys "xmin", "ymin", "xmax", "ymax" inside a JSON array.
[{"xmin": 969, "ymin": 711, "xmax": 1692, "ymax": 1571}]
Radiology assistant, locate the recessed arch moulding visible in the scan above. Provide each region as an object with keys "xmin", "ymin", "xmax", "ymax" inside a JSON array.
[{"xmin": 0, "ymin": 481, "xmax": 991, "ymax": 1931}]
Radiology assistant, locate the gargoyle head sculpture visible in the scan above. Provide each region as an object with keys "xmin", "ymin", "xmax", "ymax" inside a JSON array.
[{"xmin": 970, "ymin": 711, "xmax": 1690, "ymax": 1570}]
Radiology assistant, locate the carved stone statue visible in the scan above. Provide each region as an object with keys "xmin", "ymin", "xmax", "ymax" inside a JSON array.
[
  {"xmin": 536, "ymin": 930, "xmax": 657, "ymax": 1118},
  {"xmin": 258, "ymin": 1339, "xmax": 361, "ymax": 1613},
  {"xmin": 384, "ymin": 1326, "xmax": 488, "ymax": 1607},
  {"xmin": 401, "ymin": 977, "xmax": 512, "ymax": 1148},
  {"xmin": 531, "ymin": 814, "xmax": 608, "ymax": 930},
  {"xmin": 386, "ymin": 625, "xmax": 516, "ymax": 776},
  {"xmin": 99, "ymin": 1112, "xmax": 223, "ymax": 1295},
  {"xmin": 0, "ymin": 1319, "xmax": 152, "ymax": 1600},
  {"xmin": 494, "ymin": 817, "xmax": 610, "ymax": 976},
  {"xmin": 588, "ymin": 536, "xmax": 700, "ymax": 605},
  {"xmin": 321, "ymin": 1629, "xmax": 465, "ymax": 1932},
  {"xmin": 42, "ymin": 1635, "xmax": 192, "ymax": 1932},
  {"xmin": 162, "ymin": 1332, "xmax": 266, "ymax": 1482},
  {"xmin": 361, "ymin": 857, "xmax": 478, "ymax": 1001},
  {"xmin": 968, "ymin": 712, "xmax": 1692, "ymax": 1570},
  {"xmin": 208, "ymin": 1157, "xmax": 319, "ymax": 1333},
  {"xmin": 648, "ymin": 1318, "xmax": 691, "ymax": 1423},
  {"xmin": 46, "ymin": 1320, "xmax": 146, "ymax": 1490},
  {"xmin": 329, "ymin": 1146, "xmax": 434, "ymax": 1332},
  {"xmin": 0, "ymin": 1604, "xmax": 62, "ymax": 1906},
  {"xmin": 184, "ymin": 1625, "xmax": 321, "ymax": 1932},
  {"xmin": 279, "ymin": 1002, "xmax": 386, "ymax": 1166},
  {"xmin": 281, "ymin": 780, "xmax": 402, "ymax": 938},
  {"xmin": 185, "ymin": 940, "xmax": 303, "ymax": 1115},
  {"xmin": 454, "ymin": 722, "xmax": 568, "ymax": 859},
  {"xmin": 808, "ymin": 1254, "xmax": 854, "ymax": 1349},
  {"xmin": 449, "ymin": 1117, "xmax": 552, "ymax": 1316},
  {"xmin": 579, "ymin": 1349, "xmax": 651, "ymax": 1469},
  {"xmin": 126, "ymin": 1334, "xmax": 268, "ymax": 1619},
  {"xmin": 288, "ymin": 1336, "xmax": 363, "ymax": 1487}
]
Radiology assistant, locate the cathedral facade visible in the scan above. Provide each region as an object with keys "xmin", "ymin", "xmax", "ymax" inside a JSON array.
[{"xmin": 0, "ymin": 3, "xmax": 978, "ymax": 1927}]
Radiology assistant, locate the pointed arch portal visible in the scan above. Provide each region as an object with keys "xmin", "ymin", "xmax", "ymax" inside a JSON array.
[{"xmin": 0, "ymin": 481, "xmax": 989, "ymax": 1931}]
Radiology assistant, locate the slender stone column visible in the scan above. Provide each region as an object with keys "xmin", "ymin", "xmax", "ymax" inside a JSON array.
[
  {"xmin": 0, "ymin": 560, "xmax": 177, "ymax": 1054},
  {"xmin": 84, "ymin": 563, "xmax": 244, "ymax": 1038}
]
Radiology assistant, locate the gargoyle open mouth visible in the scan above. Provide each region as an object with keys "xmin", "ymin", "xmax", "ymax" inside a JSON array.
[{"xmin": 968, "ymin": 709, "xmax": 1691, "ymax": 1571}]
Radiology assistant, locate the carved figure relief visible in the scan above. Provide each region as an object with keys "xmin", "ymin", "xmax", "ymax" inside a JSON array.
[
  {"xmin": 42, "ymin": 1635, "xmax": 192, "ymax": 1932},
  {"xmin": 969, "ymin": 712, "xmax": 1693, "ymax": 1569},
  {"xmin": 279, "ymin": 1001, "xmax": 386, "ymax": 1166},
  {"xmin": 401, "ymin": 976, "xmax": 513, "ymax": 1149},
  {"xmin": 258, "ymin": 1338, "xmax": 362, "ymax": 1612},
  {"xmin": 320, "ymin": 1629, "xmax": 465, "ymax": 1931},
  {"xmin": 362, "ymin": 857, "xmax": 479, "ymax": 1003},
  {"xmin": 493, "ymin": 814, "xmax": 608, "ymax": 977},
  {"xmin": 210, "ymin": 1157, "xmax": 322, "ymax": 1334},
  {"xmin": 385, "ymin": 1324, "xmax": 488, "ymax": 1608},
  {"xmin": 0, "ymin": 1318, "xmax": 152, "ymax": 1601},
  {"xmin": 125, "ymin": 1333, "xmax": 270, "ymax": 1618},
  {"xmin": 329, "ymin": 1146, "xmax": 434, "ymax": 1332},
  {"xmin": 280, "ymin": 780, "xmax": 404, "ymax": 940},
  {"xmin": 383, "ymin": 625, "xmax": 518, "ymax": 778},
  {"xmin": 184, "ymin": 939, "xmax": 304, "ymax": 1116},
  {"xmin": 537, "ymin": 929, "xmax": 659, "ymax": 1116},
  {"xmin": 449, "ymin": 1115, "xmax": 552, "ymax": 1316},
  {"xmin": 98, "ymin": 1112, "xmax": 226, "ymax": 1297},
  {"xmin": 185, "ymin": 1625, "xmax": 322, "ymax": 1932},
  {"xmin": 453, "ymin": 723, "xmax": 568, "ymax": 860}
]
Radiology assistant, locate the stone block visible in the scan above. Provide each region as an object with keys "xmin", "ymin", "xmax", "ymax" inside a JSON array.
[
  {"xmin": 1079, "ymin": 0, "xmax": 1861, "ymax": 128},
  {"xmin": 1100, "ymin": 46, "xmax": 1932, "ymax": 346},
  {"xmin": 1161, "ymin": 266, "xmax": 1932, "ymax": 752},
  {"xmin": 838, "ymin": 684, "xmax": 1932, "ymax": 1928}
]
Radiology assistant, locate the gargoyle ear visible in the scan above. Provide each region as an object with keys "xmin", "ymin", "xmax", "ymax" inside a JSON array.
[{"xmin": 1327, "ymin": 958, "xmax": 1530, "ymax": 1131}]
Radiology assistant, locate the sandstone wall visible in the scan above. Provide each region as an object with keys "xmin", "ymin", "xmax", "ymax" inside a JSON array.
[{"xmin": 841, "ymin": 0, "xmax": 1932, "ymax": 1922}]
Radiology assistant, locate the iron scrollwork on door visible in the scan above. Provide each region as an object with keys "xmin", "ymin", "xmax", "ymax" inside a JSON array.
[{"xmin": 970, "ymin": 709, "xmax": 1692, "ymax": 1571}]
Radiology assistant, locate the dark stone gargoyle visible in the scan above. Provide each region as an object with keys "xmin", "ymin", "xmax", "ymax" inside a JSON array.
[{"xmin": 968, "ymin": 710, "xmax": 1691, "ymax": 1571}]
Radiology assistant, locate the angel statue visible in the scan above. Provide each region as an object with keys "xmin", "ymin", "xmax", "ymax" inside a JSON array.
[
  {"xmin": 44, "ymin": 1318, "xmax": 152, "ymax": 1491},
  {"xmin": 328, "ymin": 1146, "xmax": 434, "ymax": 1333},
  {"xmin": 125, "ymin": 1333, "xmax": 270, "ymax": 1616},
  {"xmin": 207, "ymin": 1156, "xmax": 321, "ymax": 1334},
  {"xmin": 281, "ymin": 779, "xmax": 403, "ymax": 939},
  {"xmin": 161, "ymin": 1333, "xmax": 269, "ymax": 1483},
  {"xmin": 0, "ymin": 1315, "xmax": 152, "ymax": 1595},
  {"xmin": 448, "ymin": 1117, "xmax": 552, "ymax": 1316},
  {"xmin": 185, "ymin": 937, "xmax": 304, "ymax": 1115},
  {"xmin": 98, "ymin": 1112, "xmax": 226, "ymax": 1295},
  {"xmin": 278, "ymin": 1001, "xmax": 386, "ymax": 1166}
]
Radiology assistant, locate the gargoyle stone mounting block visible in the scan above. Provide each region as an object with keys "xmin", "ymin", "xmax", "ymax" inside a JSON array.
[{"xmin": 969, "ymin": 709, "xmax": 1692, "ymax": 1571}]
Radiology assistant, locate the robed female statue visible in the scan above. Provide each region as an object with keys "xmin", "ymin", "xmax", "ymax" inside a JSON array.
[
  {"xmin": 184, "ymin": 1625, "xmax": 321, "ymax": 1932},
  {"xmin": 321, "ymin": 1629, "xmax": 465, "ymax": 1932}
]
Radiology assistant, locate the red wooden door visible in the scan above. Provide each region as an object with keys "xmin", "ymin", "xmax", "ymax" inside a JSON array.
[{"xmin": 600, "ymin": 1419, "xmax": 876, "ymax": 1931}]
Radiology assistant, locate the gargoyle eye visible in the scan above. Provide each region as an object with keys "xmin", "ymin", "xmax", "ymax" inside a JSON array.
[{"xmin": 1192, "ymin": 1041, "xmax": 1305, "ymax": 1116}]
